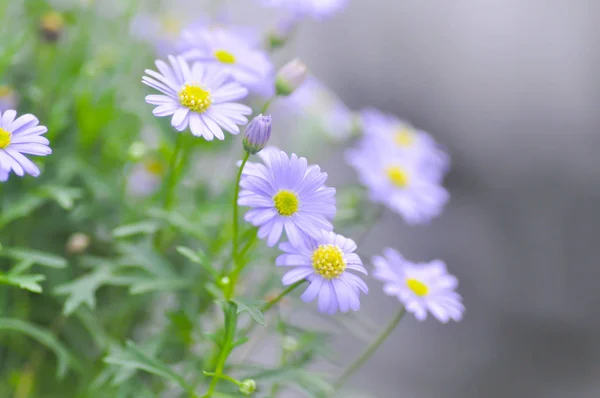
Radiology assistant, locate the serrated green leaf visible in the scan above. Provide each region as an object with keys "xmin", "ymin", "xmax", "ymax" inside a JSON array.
[
  {"xmin": 0, "ymin": 247, "xmax": 67, "ymax": 268},
  {"xmin": 104, "ymin": 341, "xmax": 192, "ymax": 392},
  {"xmin": 112, "ymin": 221, "xmax": 160, "ymax": 238},
  {"xmin": 0, "ymin": 273, "xmax": 45, "ymax": 293},
  {"xmin": 54, "ymin": 267, "xmax": 112, "ymax": 315},
  {"xmin": 0, "ymin": 318, "xmax": 79, "ymax": 378},
  {"xmin": 234, "ymin": 298, "xmax": 266, "ymax": 327}
]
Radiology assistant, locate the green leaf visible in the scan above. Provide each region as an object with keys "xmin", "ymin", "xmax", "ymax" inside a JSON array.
[
  {"xmin": 54, "ymin": 267, "xmax": 112, "ymax": 315},
  {"xmin": 40, "ymin": 185, "xmax": 83, "ymax": 210},
  {"xmin": 0, "ymin": 273, "xmax": 45, "ymax": 293},
  {"xmin": 0, "ymin": 318, "xmax": 79, "ymax": 378},
  {"xmin": 0, "ymin": 247, "xmax": 67, "ymax": 268},
  {"xmin": 112, "ymin": 221, "xmax": 160, "ymax": 238},
  {"xmin": 176, "ymin": 246, "xmax": 204, "ymax": 264},
  {"xmin": 117, "ymin": 242, "xmax": 176, "ymax": 278},
  {"xmin": 176, "ymin": 246, "xmax": 216, "ymax": 277},
  {"xmin": 233, "ymin": 298, "xmax": 266, "ymax": 327},
  {"xmin": 0, "ymin": 196, "xmax": 45, "ymax": 228},
  {"xmin": 104, "ymin": 341, "xmax": 192, "ymax": 392},
  {"xmin": 167, "ymin": 310, "xmax": 194, "ymax": 346},
  {"xmin": 128, "ymin": 278, "xmax": 192, "ymax": 295}
]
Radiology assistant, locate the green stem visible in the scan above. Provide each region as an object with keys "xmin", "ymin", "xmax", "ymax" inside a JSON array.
[
  {"xmin": 164, "ymin": 133, "xmax": 186, "ymax": 211},
  {"xmin": 203, "ymin": 371, "xmax": 241, "ymax": 387},
  {"xmin": 204, "ymin": 302, "xmax": 238, "ymax": 397},
  {"xmin": 238, "ymin": 280, "xmax": 306, "ymax": 343},
  {"xmin": 333, "ymin": 307, "xmax": 406, "ymax": 392},
  {"xmin": 226, "ymin": 151, "xmax": 250, "ymax": 297},
  {"xmin": 262, "ymin": 280, "xmax": 305, "ymax": 312},
  {"xmin": 260, "ymin": 98, "xmax": 274, "ymax": 114}
]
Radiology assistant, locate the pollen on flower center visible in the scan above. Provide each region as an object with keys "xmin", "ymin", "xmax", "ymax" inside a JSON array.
[
  {"xmin": 144, "ymin": 159, "xmax": 165, "ymax": 176},
  {"xmin": 273, "ymin": 190, "xmax": 300, "ymax": 216},
  {"xmin": 179, "ymin": 83, "xmax": 212, "ymax": 113},
  {"xmin": 312, "ymin": 244, "xmax": 346, "ymax": 279},
  {"xmin": 386, "ymin": 166, "xmax": 409, "ymax": 188},
  {"xmin": 214, "ymin": 49, "xmax": 236, "ymax": 64},
  {"xmin": 407, "ymin": 278, "xmax": 428, "ymax": 296},
  {"xmin": 394, "ymin": 128, "xmax": 415, "ymax": 147},
  {"xmin": 0, "ymin": 128, "xmax": 12, "ymax": 149}
]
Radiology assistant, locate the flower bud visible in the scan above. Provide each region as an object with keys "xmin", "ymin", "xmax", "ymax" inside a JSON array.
[
  {"xmin": 66, "ymin": 233, "xmax": 90, "ymax": 254},
  {"xmin": 267, "ymin": 16, "xmax": 298, "ymax": 50},
  {"xmin": 243, "ymin": 114, "xmax": 272, "ymax": 154},
  {"xmin": 40, "ymin": 11, "xmax": 65, "ymax": 42},
  {"xmin": 282, "ymin": 336, "xmax": 299, "ymax": 352},
  {"xmin": 239, "ymin": 379, "xmax": 256, "ymax": 395},
  {"xmin": 275, "ymin": 59, "xmax": 308, "ymax": 96}
]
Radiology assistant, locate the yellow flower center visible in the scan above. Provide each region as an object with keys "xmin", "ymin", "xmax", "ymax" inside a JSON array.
[
  {"xmin": 0, "ymin": 85, "xmax": 13, "ymax": 97},
  {"xmin": 386, "ymin": 166, "xmax": 409, "ymax": 188},
  {"xmin": 214, "ymin": 49, "xmax": 236, "ymax": 64},
  {"xmin": 312, "ymin": 244, "xmax": 346, "ymax": 279},
  {"xmin": 0, "ymin": 128, "xmax": 12, "ymax": 149},
  {"xmin": 41, "ymin": 11, "xmax": 65, "ymax": 33},
  {"xmin": 406, "ymin": 278, "xmax": 428, "ymax": 296},
  {"xmin": 394, "ymin": 127, "xmax": 415, "ymax": 147},
  {"xmin": 179, "ymin": 83, "xmax": 212, "ymax": 113},
  {"xmin": 273, "ymin": 190, "xmax": 299, "ymax": 216},
  {"xmin": 161, "ymin": 15, "xmax": 181, "ymax": 36},
  {"xmin": 144, "ymin": 159, "xmax": 165, "ymax": 176}
]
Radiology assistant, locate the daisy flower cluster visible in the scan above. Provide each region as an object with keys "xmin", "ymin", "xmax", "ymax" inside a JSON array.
[
  {"xmin": 239, "ymin": 146, "xmax": 368, "ymax": 314},
  {"xmin": 347, "ymin": 108, "xmax": 450, "ymax": 225}
]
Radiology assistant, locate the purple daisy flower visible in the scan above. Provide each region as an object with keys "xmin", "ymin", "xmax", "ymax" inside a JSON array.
[
  {"xmin": 360, "ymin": 108, "xmax": 450, "ymax": 183},
  {"xmin": 372, "ymin": 248, "xmax": 464, "ymax": 323},
  {"xmin": 0, "ymin": 110, "xmax": 51, "ymax": 182},
  {"xmin": 142, "ymin": 56, "xmax": 252, "ymax": 140},
  {"xmin": 179, "ymin": 26, "xmax": 274, "ymax": 96},
  {"xmin": 346, "ymin": 139, "xmax": 449, "ymax": 225},
  {"xmin": 261, "ymin": 0, "xmax": 348, "ymax": 20},
  {"xmin": 276, "ymin": 230, "xmax": 368, "ymax": 314},
  {"xmin": 238, "ymin": 149, "xmax": 336, "ymax": 247}
]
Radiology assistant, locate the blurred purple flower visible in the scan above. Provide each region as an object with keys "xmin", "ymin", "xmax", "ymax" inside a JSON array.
[
  {"xmin": 372, "ymin": 248, "xmax": 464, "ymax": 323},
  {"xmin": 261, "ymin": 0, "xmax": 348, "ymax": 20},
  {"xmin": 180, "ymin": 26, "xmax": 274, "ymax": 96},
  {"xmin": 142, "ymin": 56, "xmax": 251, "ymax": 140}
]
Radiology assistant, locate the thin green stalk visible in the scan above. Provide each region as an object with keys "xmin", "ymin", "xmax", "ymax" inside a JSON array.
[
  {"xmin": 164, "ymin": 133, "xmax": 186, "ymax": 211},
  {"xmin": 262, "ymin": 280, "xmax": 305, "ymax": 313},
  {"xmin": 237, "ymin": 280, "xmax": 306, "ymax": 345},
  {"xmin": 333, "ymin": 307, "xmax": 406, "ymax": 391},
  {"xmin": 260, "ymin": 98, "xmax": 274, "ymax": 114},
  {"xmin": 204, "ymin": 302, "xmax": 238, "ymax": 397},
  {"xmin": 225, "ymin": 151, "xmax": 250, "ymax": 298}
]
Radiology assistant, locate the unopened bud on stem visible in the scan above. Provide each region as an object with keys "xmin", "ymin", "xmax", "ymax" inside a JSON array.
[
  {"xmin": 243, "ymin": 114, "xmax": 272, "ymax": 154},
  {"xmin": 275, "ymin": 59, "xmax": 308, "ymax": 96}
]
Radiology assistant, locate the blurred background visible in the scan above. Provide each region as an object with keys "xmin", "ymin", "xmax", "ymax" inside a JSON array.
[{"xmin": 3, "ymin": 0, "xmax": 600, "ymax": 397}]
